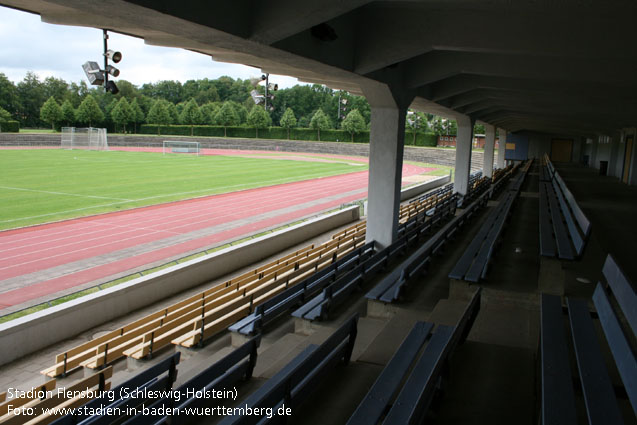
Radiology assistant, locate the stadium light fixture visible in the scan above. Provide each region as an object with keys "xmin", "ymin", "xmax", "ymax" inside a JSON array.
[
  {"xmin": 104, "ymin": 49, "xmax": 122, "ymax": 63},
  {"xmin": 81, "ymin": 30, "xmax": 123, "ymax": 94},
  {"xmin": 82, "ymin": 61, "xmax": 104, "ymax": 86}
]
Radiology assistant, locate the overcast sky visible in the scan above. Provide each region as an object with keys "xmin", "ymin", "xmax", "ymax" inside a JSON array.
[{"xmin": 0, "ymin": 6, "xmax": 302, "ymax": 88}]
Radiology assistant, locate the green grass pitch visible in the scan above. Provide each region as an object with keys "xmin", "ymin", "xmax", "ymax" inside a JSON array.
[{"xmin": 0, "ymin": 149, "xmax": 366, "ymax": 231}]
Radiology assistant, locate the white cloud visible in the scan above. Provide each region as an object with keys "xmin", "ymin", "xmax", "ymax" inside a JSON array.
[{"xmin": 0, "ymin": 6, "xmax": 302, "ymax": 89}]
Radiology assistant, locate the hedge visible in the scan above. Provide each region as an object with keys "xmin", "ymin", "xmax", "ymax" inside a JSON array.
[
  {"xmin": 0, "ymin": 120, "xmax": 20, "ymax": 133},
  {"xmin": 139, "ymin": 124, "xmax": 437, "ymax": 146}
]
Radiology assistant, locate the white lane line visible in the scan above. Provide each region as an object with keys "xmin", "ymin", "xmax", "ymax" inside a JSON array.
[{"xmin": 0, "ymin": 186, "xmax": 132, "ymax": 201}]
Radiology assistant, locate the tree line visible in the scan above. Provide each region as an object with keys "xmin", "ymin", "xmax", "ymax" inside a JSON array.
[{"xmin": 0, "ymin": 71, "xmax": 486, "ymax": 136}]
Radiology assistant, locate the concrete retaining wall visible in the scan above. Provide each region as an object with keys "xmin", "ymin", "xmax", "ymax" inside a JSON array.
[
  {"xmin": 400, "ymin": 174, "xmax": 451, "ymax": 201},
  {"xmin": 0, "ymin": 134, "xmax": 484, "ymax": 170},
  {"xmin": 0, "ymin": 206, "xmax": 359, "ymax": 366}
]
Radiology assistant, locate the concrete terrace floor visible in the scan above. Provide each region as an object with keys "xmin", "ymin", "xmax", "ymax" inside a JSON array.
[{"xmin": 0, "ymin": 161, "xmax": 635, "ymax": 424}]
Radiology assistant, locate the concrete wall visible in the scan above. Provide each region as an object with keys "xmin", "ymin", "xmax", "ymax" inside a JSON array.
[
  {"xmin": 399, "ymin": 174, "xmax": 451, "ymax": 201},
  {"xmin": 0, "ymin": 134, "xmax": 484, "ymax": 170},
  {"xmin": 0, "ymin": 206, "xmax": 359, "ymax": 366}
]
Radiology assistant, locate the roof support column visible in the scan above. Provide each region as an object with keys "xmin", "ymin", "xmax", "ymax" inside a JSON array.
[
  {"xmin": 609, "ymin": 132, "xmax": 622, "ymax": 178},
  {"xmin": 590, "ymin": 136, "xmax": 599, "ymax": 168},
  {"xmin": 483, "ymin": 124, "xmax": 495, "ymax": 178},
  {"xmin": 572, "ymin": 137, "xmax": 584, "ymax": 164},
  {"xmin": 497, "ymin": 128, "xmax": 506, "ymax": 169},
  {"xmin": 454, "ymin": 115, "xmax": 475, "ymax": 196},
  {"xmin": 362, "ymin": 82, "xmax": 414, "ymax": 249}
]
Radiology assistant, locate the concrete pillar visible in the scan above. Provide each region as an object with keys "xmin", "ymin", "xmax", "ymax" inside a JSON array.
[
  {"xmin": 572, "ymin": 137, "xmax": 583, "ymax": 163},
  {"xmin": 497, "ymin": 128, "xmax": 506, "ymax": 168},
  {"xmin": 590, "ymin": 136, "xmax": 599, "ymax": 168},
  {"xmin": 629, "ymin": 128, "xmax": 637, "ymax": 185},
  {"xmin": 454, "ymin": 115, "xmax": 475, "ymax": 196},
  {"xmin": 483, "ymin": 124, "xmax": 495, "ymax": 178},
  {"xmin": 608, "ymin": 133, "xmax": 620, "ymax": 178},
  {"xmin": 361, "ymin": 82, "xmax": 414, "ymax": 249}
]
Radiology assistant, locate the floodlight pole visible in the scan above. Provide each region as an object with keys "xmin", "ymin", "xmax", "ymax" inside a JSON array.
[
  {"xmin": 264, "ymin": 73, "xmax": 269, "ymax": 111},
  {"xmin": 103, "ymin": 29, "xmax": 109, "ymax": 93}
]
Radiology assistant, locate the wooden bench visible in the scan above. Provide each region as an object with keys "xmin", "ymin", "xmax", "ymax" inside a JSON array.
[
  {"xmin": 0, "ymin": 368, "xmax": 112, "ymax": 425},
  {"xmin": 348, "ymin": 288, "xmax": 481, "ymax": 424},
  {"xmin": 119, "ymin": 336, "xmax": 260, "ymax": 425},
  {"xmin": 50, "ymin": 353, "xmax": 179, "ymax": 425},
  {"xmin": 367, "ymin": 191, "xmax": 487, "ymax": 303},
  {"xmin": 42, "ymin": 233, "xmax": 365, "ymax": 377},
  {"xmin": 540, "ymin": 254, "xmax": 636, "ymax": 424},
  {"xmin": 294, "ymin": 196, "xmax": 458, "ymax": 321},
  {"xmin": 538, "ymin": 158, "xmax": 590, "ymax": 260},
  {"xmin": 230, "ymin": 242, "xmax": 376, "ymax": 336},
  {"xmin": 448, "ymin": 189, "xmax": 518, "ymax": 283},
  {"xmin": 218, "ymin": 314, "xmax": 358, "ymax": 425}
]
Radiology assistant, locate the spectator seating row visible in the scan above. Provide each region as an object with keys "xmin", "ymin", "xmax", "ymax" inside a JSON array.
[
  {"xmin": 52, "ymin": 353, "xmax": 180, "ymax": 425},
  {"xmin": 539, "ymin": 155, "xmax": 591, "ymax": 260},
  {"xmin": 540, "ymin": 254, "xmax": 636, "ymax": 424},
  {"xmin": 220, "ymin": 315, "xmax": 359, "ymax": 425},
  {"xmin": 42, "ymin": 231, "xmax": 365, "ymax": 377},
  {"xmin": 448, "ymin": 160, "xmax": 531, "ymax": 283},
  {"xmin": 348, "ymin": 288, "xmax": 481, "ymax": 424},
  {"xmin": 292, "ymin": 195, "xmax": 458, "ymax": 322},
  {"xmin": 367, "ymin": 189, "xmax": 489, "ymax": 303},
  {"xmin": 0, "ymin": 368, "xmax": 112, "ymax": 425}
]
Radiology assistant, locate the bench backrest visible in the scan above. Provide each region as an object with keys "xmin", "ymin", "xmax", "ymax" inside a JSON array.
[{"xmin": 592, "ymin": 255, "xmax": 637, "ymax": 416}]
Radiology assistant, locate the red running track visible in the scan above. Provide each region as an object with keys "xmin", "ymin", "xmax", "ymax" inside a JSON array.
[{"xmin": 0, "ymin": 163, "xmax": 427, "ymax": 309}]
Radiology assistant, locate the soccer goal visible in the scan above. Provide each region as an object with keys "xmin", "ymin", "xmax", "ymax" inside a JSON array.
[
  {"xmin": 163, "ymin": 140, "xmax": 200, "ymax": 156},
  {"xmin": 61, "ymin": 127, "xmax": 109, "ymax": 150}
]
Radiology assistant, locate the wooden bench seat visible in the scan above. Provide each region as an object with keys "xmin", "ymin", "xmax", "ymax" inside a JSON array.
[
  {"xmin": 43, "ymin": 231, "xmax": 364, "ymax": 377},
  {"xmin": 0, "ymin": 369, "xmax": 111, "ymax": 425},
  {"xmin": 538, "ymin": 157, "xmax": 590, "ymax": 260},
  {"xmin": 348, "ymin": 288, "xmax": 481, "ymax": 424},
  {"xmin": 219, "ymin": 315, "xmax": 358, "ymax": 425},
  {"xmin": 540, "ymin": 255, "xmax": 636, "ymax": 424}
]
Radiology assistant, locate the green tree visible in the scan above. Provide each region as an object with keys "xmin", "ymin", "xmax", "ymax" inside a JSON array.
[
  {"xmin": 279, "ymin": 107, "xmax": 297, "ymax": 139},
  {"xmin": 340, "ymin": 109, "xmax": 366, "ymax": 142},
  {"xmin": 146, "ymin": 99, "xmax": 172, "ymax": 135},
  {"xmin": 180, "ymin": 99, "xmax": 203, "ymax": 136},
  {"xmin": 111, "ymin": 97, "xmax": 133, "ymax": 133},
  {"xmin": 0, "ymin": 106, "xmax": 11, "ymax": 132},
  {"xmin": 215, "ymin": 102, "xmax": 240, "ymax": 136},
  {"xmin": 200, "ymin": 102, "xmax": 220, "ymax": 125},
  {"xmin": 406, "ymin": 111, "xmax": 428, "ymax": 144},
  {"xmin": 130, "ymin": 98, "xmax": 145, "ymax": 133},
  {"xmin": 60, "ymin": 100, "xmax": 76, "ymax": 127},
  {"xmin": 76, "ymin": 94, "xmax": 104, "ymax": 127},
  {"xmin": 40, "ymin": 96, "xmax": 63, "ymax": 130},
  {"xmin": 0, "ymin": 73, "xmax": 19, "ymax": 117},
  {"xmin": 247, "ymin": 105, "xmax": 272, "ymax": 137},
  {"xmin": 17, "ymin": 72, "xmax": 46, "ymax": 127},
  {"xmin": 310, "ymin": 109, "xmax": 330, "ymax": 141}
]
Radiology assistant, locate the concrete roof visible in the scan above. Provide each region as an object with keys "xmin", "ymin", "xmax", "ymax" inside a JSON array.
[{"xmin": 4, "ymin": 0, "xmax": 637, "ymax": 136}]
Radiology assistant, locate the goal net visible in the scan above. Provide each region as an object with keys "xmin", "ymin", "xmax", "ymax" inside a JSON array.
[
  {"xmin": 61, "ymin": 127, "xmax": 109, "ymax": 150},
  {"xmin": 163, "ymin": 140, "xmax": 200, "ymax": 156}
]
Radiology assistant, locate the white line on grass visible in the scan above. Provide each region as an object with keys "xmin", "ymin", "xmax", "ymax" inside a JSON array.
[
  {"xmin": 0, "ymin": 169, "xmax": 364, "ymax": 225},
  {"xmin": 0, "ymin": 186, "xmax": 132, "ymax": 201}
]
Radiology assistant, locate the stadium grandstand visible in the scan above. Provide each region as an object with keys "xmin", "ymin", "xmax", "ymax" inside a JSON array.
[{"xmin": 1, "ymin": 1, "xmax": 637, "ymax": 425}]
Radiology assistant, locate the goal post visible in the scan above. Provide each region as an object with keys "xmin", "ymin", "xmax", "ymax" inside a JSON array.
[
  {"xmin": 163, "ymin": 140, "xmax": 200, "ymax": 156},
  {"xmin": 60, "ymin": 127, "xmax": 109, "ymax": 150}
]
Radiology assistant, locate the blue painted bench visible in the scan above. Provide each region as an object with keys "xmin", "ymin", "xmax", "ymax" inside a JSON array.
[
  {"xmin": 367, "ymin": 191, "xmax": 487, "ymax": 303},
  {"xmin": 229, "ymin": 242, "xmax": 376, "ymax": 335},
  {"xmin": 448, "ymin": 189, "xmax": 518, "ymax": 283},
  {"xmin": 119, "ymin": 336, "xmax": 260, "ymax": 425},
  {"xmin": 51, "ymin": 353, "xmax": 180, "ymax": 425},
  {"xmin": 219, "ymin": 314, "xmax": 359, "ymax": 425},
  {"xmin": 348, "ymin": 288, "xmax": 481, "ymax": 424},
  {"xmin": 538, "ymin": 160, "xmax": 590, "ymax": 260},
  {"xmin": 293, "ymin": 196, "xmax": 457, "ymax": 321},
  {"xmin": 540, "ymin": 255, "xmax": 636, "ymax": 425}
]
